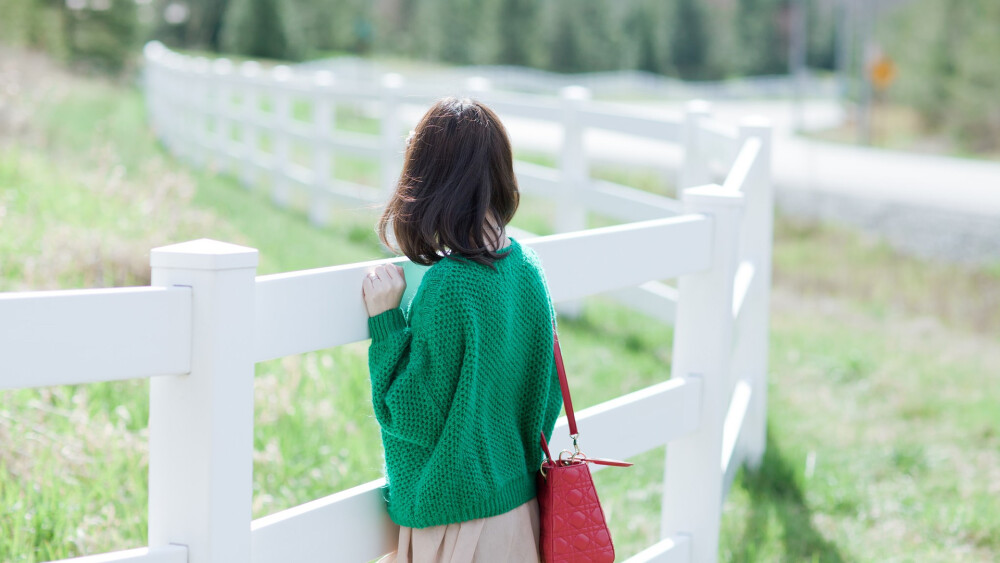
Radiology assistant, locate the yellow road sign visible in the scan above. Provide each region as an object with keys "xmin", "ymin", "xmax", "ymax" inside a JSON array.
[{"xmin": 871, "ymin": 56, "xmax": 897, "ymax": 91}]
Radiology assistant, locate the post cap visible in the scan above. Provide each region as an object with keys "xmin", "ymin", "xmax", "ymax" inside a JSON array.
[
  {"xmin": 465, "ymin": 76, "xmax": 491, "ymax": 93},
  {"xmin": 314, "ymin": 70, "xmax": 335, "ymax": 86},
  {"xmin": 682, "ymin": 184, "xmax": 745, "ymax": 208},
  {"xmin": 164, "ymin": 52, "xmax": 185, "ymax": 70},
  {"xmin": 151, "ymin": 239, "xmax": 259, "ymax": 271},
  {"xmin": 240, "ymin": 61, "xmax": 261, "ymax": 78},
  {"xmin": 192, "ymin": 57, "xmax": 211, "ymax": 74},
  {"xmin": 560, "ymin": 85, "xmax": 591, "ymax": 101},
  {"xmin": 143, "ymin": 41, "xmax": 166, "ymax": 59},
  {"xmin": 685, "ymin": 99, "xmax": 712, "ymax": 116},
  {"xmin": 381, "ymin": 73, "xmax": 404, "ymax": 89},
  {"xmin": 212, "ymin": 58, "xmax": 233, "ymax": 75},
  {"xmin": 271, "ymin": 65, "xmax": 293, "ymax": 82},
  {"xmin": 739, "ymin": 115, "xmax": 771, "ymax": 130}
]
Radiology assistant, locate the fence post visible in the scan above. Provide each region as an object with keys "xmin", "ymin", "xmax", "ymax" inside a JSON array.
[
  {"xmin": 162, "ymin": 54, "xmax": 182, "ymax": 159},
  {"xmin": 556, "ymin": 85, "xmax": 589, "ymax": 234},
  {"xmin": 736, "ymin": 117, "xmax": 773, "ymax": 469},
  {"xmin": 679, "ymin": 100, "xmax": 713, "ymax": 191},
  {"xmin": 661, "ymin": 184, "xmax": 744, "ymax": 563},
  {"xmin": 380, "ymin": 73, "xmax": 404, "ymax": 199},
  {"xmin": 161, "ymin": 53, "xmax": 184, "ymax": 159},
  {"xmin": 177, "ymin": 56, "xmax": 197, "ymax": 166},
  {"xmin": 239, "ymin": 61, "xmax": 261, "ymax": 190},
  {"xmin": 212, "ymin": 58, "xmax": 234, "ymax": 174},
  {"xmin": 272, "ymin": 65, "xmax": 294, "ymax": 208},
  {"xmin": 148, "ymin": 239, "xmax": 259, "ymax": 563},
  {"xmin": 465, "ymin": 76, "xmax": 491, "ymax": 96},
  {"xmin": 177, "ymin": 54, "xmax": 194, "ymax": 161},
  {"xmin": 143, "ymin": 43, "xmax": 165, "ymax": 142},
  {"xmin": 310, "ymin": 71, "xmax": 335, "ymax": 227},
  {"xmin": 190, "ymin": 57, "xmax": 211, "ymax": 168},
  {"xmin": 555, "ymin": 85, "xmax": 590, "ymax": 319}
]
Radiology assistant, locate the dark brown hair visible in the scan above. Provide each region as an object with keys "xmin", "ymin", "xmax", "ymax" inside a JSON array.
[{"xmin": 376, "ymin": 97, "xmax": 520, "ymax": 270}]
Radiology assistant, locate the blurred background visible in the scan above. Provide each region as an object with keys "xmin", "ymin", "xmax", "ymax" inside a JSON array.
[
  {"xmin": 1, "ymin": 0, "xmax": 998, "ymax": 561},
  {"xmin": 4, "ymin": 0, "xmax": 1000, "ymax": 152}
]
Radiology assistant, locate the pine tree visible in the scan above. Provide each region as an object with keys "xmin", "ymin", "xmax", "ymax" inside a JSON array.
[
  {"xmin": 891, "ymin": 0, "xmax": 1000, "ymax": 151},
  {"xmin": 64, "ymin": 0, "xmax": 137, "ymax": 72},
  {"xmin": 733, "ymin": 0, "xmax": 785, "ymax": 75},
  {"xmin": 544, "ymin": 0, "xmax": 615, "ymax": 73},
  {"xmin": 546, "ymin": 0, "xmax": 582, "ymax": 72},
  {"xmin": 492, "ymin": 0, "xmax": 540, "ymax": 66},
  {"xmin": 805, "ymin": 0, "xmax": 836, "ymax": 70},
  {"xmin": 670, "ymin": 0, "xmax": 708, "ymax": 79},
  {"xmin": 221, "ymin": 0, "xmax": 290, "ymax": 60},
  {"xmin": 622, "ymin": 0, "xmax": 667, "ymax": 74}
]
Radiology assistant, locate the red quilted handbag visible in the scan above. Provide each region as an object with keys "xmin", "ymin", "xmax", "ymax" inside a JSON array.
[{"xmin": 537, "ymin": 330, "xmax": 632, "ymax": 563}]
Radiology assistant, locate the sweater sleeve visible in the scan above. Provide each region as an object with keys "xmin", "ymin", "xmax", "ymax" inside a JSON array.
[{"xmin": 366, "ymin": 280, "xmax": 460, "ymax": 450}]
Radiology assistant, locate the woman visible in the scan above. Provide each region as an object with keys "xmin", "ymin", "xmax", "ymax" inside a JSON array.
[{"xmin": 362, "ymin": 97, "xmax": 561, "ymax": 562}]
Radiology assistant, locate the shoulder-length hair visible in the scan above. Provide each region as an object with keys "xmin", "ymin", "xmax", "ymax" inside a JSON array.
[{"xmin": 376, "ymin": 97, "xmax": 519, "ymax": 270}]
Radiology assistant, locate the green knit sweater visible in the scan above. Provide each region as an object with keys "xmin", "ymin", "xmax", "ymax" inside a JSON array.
[{"xmin": 367, "ymin": 236, "xmax": 562, "ymax": 528}]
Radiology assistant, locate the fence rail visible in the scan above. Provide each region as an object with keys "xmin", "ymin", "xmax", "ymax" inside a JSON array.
[
  {"xmin": 0, "ymin": 41, "xmax": 774, "ymax": 563},
  {"xmin": 295, "ymin": 57, "xmax": 840, "ymax": 101},
  {"xmin": 0, "ymin": 287, "xmax": 192, "ymax": 389},
  {"xmin": 51, "ymin": 545, "xmax": 188, "ymax": 563}
]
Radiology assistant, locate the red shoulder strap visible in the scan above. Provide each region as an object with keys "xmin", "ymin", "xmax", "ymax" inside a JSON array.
[
  {"xmin": 552, "ymin": 330, "xmax": 578, "ymax": 437},
  {"xmin": 540, "ymin": 324, "xmax": 634, "ymax": 469}
]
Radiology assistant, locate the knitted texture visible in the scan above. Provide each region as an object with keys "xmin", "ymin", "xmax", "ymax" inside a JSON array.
[{"xmin": 367, "ymin": 236, "xmax": 562, "ymax": 529}]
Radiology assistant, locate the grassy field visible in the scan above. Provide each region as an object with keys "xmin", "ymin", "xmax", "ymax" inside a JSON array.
[
  {"xmin": 1, "ymin": 52, "xmax": 998, "ymax": 562},
  {"xmin": 805, "ymin": 102, "xmax": 1000, "ymax": 163}
]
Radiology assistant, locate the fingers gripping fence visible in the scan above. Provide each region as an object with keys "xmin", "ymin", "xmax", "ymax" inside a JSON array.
[{"xmin": 0, "ymin": 43, "xmax": 774, "ymax": 563}]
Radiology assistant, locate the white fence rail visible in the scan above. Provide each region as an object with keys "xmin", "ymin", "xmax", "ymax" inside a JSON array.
[
  {"xmin": 0, "ymin": 42, "xmax": 774, "ymax": 563},
  {"xmin": 0, "ymin": 287, "xmax": 192, "ymax": 389},
  {"xmin": 50, "ymin": 545, "xmax": 187, "ymax": 563},
  {"xmin": 294, "ymin": 56, "xmax": 840, "ymax": 100}
]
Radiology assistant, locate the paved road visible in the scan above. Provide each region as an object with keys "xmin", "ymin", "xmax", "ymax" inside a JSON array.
[{"xmin": 501, "ymin": 100, "xmax": 1000, "ymax": 217}]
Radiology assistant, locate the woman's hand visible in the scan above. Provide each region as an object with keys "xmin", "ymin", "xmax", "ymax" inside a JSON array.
[{"xmin": 362, "ymin": 263, "xmax": 407, "ymax": 317}]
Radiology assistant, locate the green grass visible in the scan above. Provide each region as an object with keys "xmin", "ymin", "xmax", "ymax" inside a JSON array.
[
  {"xmin": 803, "ymin": 103, "xmax": 1000, "ymax": 162},
  {"xmin": 1, "ymin": 53, "xmax": 999, "ymax": 562},
  {"xmin": 720, "ymin": 308, "xmax": 1000, "ymax": 561}
]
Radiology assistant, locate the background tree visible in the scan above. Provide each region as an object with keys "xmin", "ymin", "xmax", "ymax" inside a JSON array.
[
  {"xmin": 733, "ymin": 0, "xmax": 786, "ymax": 75},
  {"xmin": 544, "ymin": 0, "xmax": 616, "ymax": 73},
  {"xmin": 545, "ymin": 0, "xmax": 583, "ymax": 72},
  {"xmin": 63, "ymin": 0, "xmax": 138, "ymax": 72},
  {"xmin": 221, "ymin": 0, "xmax": 293, "ymax": 60},
  {"xmin": 669, "ymin": 0, "xmax": 709, "ymax": 79},
  {"xmin": 889, "ymin": 0, "xmax": 1000, "ymax": 152},
  {"xmin": 409, "ymin": 0, "xmax": 485, "ymax": 64},
  {"xmin": 153, "ymin": 0, "xmax": 229, "ymax": 52},
  {"xmin": 286, "ymin": 0, "xmax": 372, "ymax": 57},
  {"xmin": 621, "ymin": 0, "xmax": 671, "ymax": 75},
  {"xmin": 805, "ymin": 0, "xmax": 836, "ymax": 70},
  {"xmin": 0, "ymin": 0, "xmax": 68, "ymax": 56},
  {"xmin": 489, "ymin": 0, "xmax": 542, "ymax": 66}
]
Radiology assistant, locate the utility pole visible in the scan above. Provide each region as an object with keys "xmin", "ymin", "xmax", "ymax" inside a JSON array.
[
  {"xmin": 836, "ymin": 0, "xmax": 853, "ymax": 104},
  {"xmin": 858, "ymin": 0, "xmax": 876, "ymax": 145}
]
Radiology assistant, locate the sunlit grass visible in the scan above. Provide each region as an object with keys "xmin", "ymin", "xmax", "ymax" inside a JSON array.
[{"xmin": 803, "ymin": 102, "xmax": 1000, "ymax": 162}]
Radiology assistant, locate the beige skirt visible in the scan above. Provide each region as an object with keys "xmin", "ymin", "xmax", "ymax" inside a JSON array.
[{"xmin": 377, "ymin": 498, "xmax": 541, "ymax": 563}]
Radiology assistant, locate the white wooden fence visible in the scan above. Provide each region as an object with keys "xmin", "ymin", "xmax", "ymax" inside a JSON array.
[
  {"xmin": 141, "ymin": 40, "xmax": 770, "ymax": 326},
  {"xmin": 294, "ymin": 57, "xmax": 840, "ymax": 100},
  {"xmin": 0, "ymin": 42, "xmax": 774, "ymax": 563}
]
